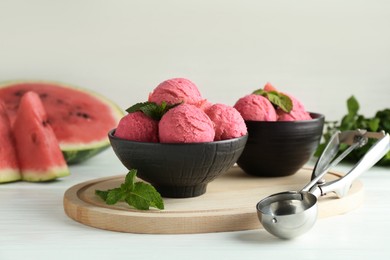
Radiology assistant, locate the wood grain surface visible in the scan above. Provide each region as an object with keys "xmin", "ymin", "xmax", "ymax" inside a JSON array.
[{"xmin": 63, "ymin": 166, "xmax": 364, "ymax": 234}]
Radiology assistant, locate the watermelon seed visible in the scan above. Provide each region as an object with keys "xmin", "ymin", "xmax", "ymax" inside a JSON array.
[
  {"xmin": 42, "ymin": 120, "xmax": 49, "ymax": 127},
  {"xmin": 39, "ymin": 93, "xmax": 48, "ymax": 98},
  {"xmin": 76, "ymin": 112, "xmax": 90, "ymax": 119},
  {"xmin": 31, "ymin": 133, "xmax": 38, "ymax": 144},
  {"xmin": 14, "ymin": 91, "xmax": 24, "ymax": 97}
]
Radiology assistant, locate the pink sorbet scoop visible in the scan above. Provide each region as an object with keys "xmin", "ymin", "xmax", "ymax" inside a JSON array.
[
  {"xmin": 115, "ymin": 111, "xmax": 159, "ymax": 142},
  {"xmin": 276, "ymin": 94, "xmax": 312, "ymax": 121},
  {"xmin": 205, "ymin": 103, "xmax": 247, "ymax": 141},
  {"xmin": 263, "ymin": 83, "xmax": 312, "ymax": 121},
  {"xmin": 149, "ymin": 78, "xmax": 204, "ymax": 106},
  {"xmin": 159, "ymin": 104, "xmax": 215, "ymax": 143},
  {"xmin": 234, "ymin": 94, "xmax": 277, "ymax": 121}
]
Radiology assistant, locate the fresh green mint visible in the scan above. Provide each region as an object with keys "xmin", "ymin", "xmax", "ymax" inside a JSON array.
[
  {"xmin": 95, "ymin": 169, "xmax": 164, "ymax": 210},
  {"xmin": 315, "ymin": 95, "xmax": 390, "ymax": 166},
  {"xmin": 126, "ymin": 101, "xmax": 181, "ymax": 120},
  {"xmin": 252, "ymin": 89, "xmax": 293, "ymax": 113}
]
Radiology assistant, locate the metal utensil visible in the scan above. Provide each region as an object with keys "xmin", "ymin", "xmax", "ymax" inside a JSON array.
[{"xmin": 256, "ymin": 129, "xmax": 390, "ymax": 239}]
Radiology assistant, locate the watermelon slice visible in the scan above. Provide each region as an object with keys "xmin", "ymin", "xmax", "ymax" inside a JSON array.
[
  {"xmin": 0, "ymin": 102, "xmax": 21, "ymax": 183},
  {"xmin": 0, "ymin": 80, "xmax": 123, "ymax": 164},
  {"xmin": 13, "ymin": 91, "xmax": 70, "ymax": 181}
]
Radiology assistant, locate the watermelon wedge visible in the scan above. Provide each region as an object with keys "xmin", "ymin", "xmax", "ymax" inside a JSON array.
[
  {"xmin": 13, "ymin": 91, "xmax": 70, "ymax": 181},
  {"xmin": 0, "ymin": 80, "xmax": 123, "ymax": 164},
  {"xmin": 0, "ymin": 102, "xmax": 21, "ymax": 183}
]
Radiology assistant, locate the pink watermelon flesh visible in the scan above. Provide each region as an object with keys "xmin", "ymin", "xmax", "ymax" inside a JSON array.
[
  {"xmin": 13, "ymin": 91, "xmax": 69, "ymax": 181},
  {"xmin": 0, "ymin": 101, "xmax": 21, "ymax": 183},
  {"xmin": 0, "ymin": 81, "xmax": 123, "ymax": 163}
]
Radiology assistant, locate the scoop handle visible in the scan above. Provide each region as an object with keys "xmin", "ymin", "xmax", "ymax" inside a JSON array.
[{"xmin": 317, "ymin": 133, "xmax": 390, "ymax": 198}]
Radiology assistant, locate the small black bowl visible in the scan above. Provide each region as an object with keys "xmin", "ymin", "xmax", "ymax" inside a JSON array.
[
  {"xmin": 108, "ymin": 129, "xmax": 248, "ymax": 198},
  {"xmin": 237, "ymin": 113, "xmax": 324, "ymax": 177}
]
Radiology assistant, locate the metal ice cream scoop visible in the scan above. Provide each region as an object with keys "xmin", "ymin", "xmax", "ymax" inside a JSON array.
[{"xmin": 256, "ymin": 129, "xmax": 390, "ymax": 239}]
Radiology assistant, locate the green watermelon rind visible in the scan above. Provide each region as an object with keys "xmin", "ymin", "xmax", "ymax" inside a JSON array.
[
  {"xmin": 0, "ymin": 169, "xmax": 21, "ymax": 183},
  {"xmin": 62, "ymin": 142, "xmax": 110, "ymax": 164},
  {"xmin": 22, "ymin": 166, "xmax": 70, "ymax": 182},
  {"xmin": 0, "ymin": 80, "xmax": 124, "ymax": 164}
]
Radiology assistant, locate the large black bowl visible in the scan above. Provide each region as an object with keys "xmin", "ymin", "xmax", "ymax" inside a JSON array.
[
  {"xmin": 108, "ymin": 129, "xmax": 248, "ymax": 198},
  {"xmin": 237, "ymin": 113, "xmax": 324, "ymax": 177}
]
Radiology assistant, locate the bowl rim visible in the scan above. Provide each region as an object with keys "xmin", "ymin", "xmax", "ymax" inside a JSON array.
[
  {"xmin": 108, "ymin": 129, "xmax": 248, "ymax": 146},
  {"xmin": 244, "ymin": 112, "xmax": 324, "ymax": 125}
]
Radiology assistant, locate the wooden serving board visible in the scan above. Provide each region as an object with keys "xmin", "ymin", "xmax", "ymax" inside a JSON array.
[{"xmin": 63, "ymin": 167, "xmax": 364, "ymax": 234}]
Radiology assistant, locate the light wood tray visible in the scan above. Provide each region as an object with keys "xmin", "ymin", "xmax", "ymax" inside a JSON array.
[{"xmin": 63, "ymin": 167, "xmax": 364, "ymax": 234}]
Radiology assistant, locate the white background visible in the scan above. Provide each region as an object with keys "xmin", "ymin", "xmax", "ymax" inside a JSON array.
[
  {"xmin": 1, "ymin": 0, "xmax": 389, "ymax": 120},
  {"xmin": 1, "ymin": 2, "xmax": 390, "ymax": 259}
]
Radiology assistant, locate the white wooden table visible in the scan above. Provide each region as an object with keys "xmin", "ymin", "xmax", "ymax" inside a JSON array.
[{"xmin": 1, "ymin": 149, "xmax": 390, "ymax": 260}]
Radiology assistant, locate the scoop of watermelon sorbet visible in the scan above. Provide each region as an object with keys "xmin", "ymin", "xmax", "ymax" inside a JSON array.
[
  {"xmin": 196, "ymin": 99, "xmax": 213, "ymax": 111},
  {"xmin": 115, "ymin": 111, "xmax": 159, "ymax": 142},
  {"xmin": 159, "ymin": 104, "xmax": 215, "ymax": 143},
  {"xmin": 277, "ymin": 94, "xmax": 312, "ymax": 121},
  {"xmin": 205, "ymin": 104, "xmax": 247, "ymax": 141},
  {"xmin": 148, "ymin": 78, "xmax": 204, "ymax": 106},
  {"xmin": 262, "ymin": 83, "xmax": 312, "ymax": 121},
  {"xmin": 234, "ymin": 94, "xmax": 277, "ymax": 121}
]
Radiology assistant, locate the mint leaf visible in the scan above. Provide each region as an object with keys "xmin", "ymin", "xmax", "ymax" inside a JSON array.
[
  {"xmin": 347, "ymin": 96, "xmax": 359, "ymax": 116},
  {"xmin": 266, "ymin": 91, "xmax": 293, "ymax": 113},
  {"xmin": 106, "ymin": 188, "xmax": 124, "ymax": 205},
  {"xmin": 252, "ymin": 89, "xmax": 266, "ymax": 96},
  {"xmin": 315, "ymin": 96, "xmax": 390, "ymax": 166},
  {"xmin": 369, "ymin": 118, "xmax": 380, "ymax": 132},
  {"xmin": 125, "ymin": 101, "xmax": 181, "ymax": 120},
  {"xmin": 340, "ymin": 96, "xmax": 360, "ymax": 130},
  {"xmin": 95, "ymin": 170, "xmax": 165, "ymax": 210},
  {"xmin": 95, "ymin": 188, "xmax": 124, "ymax": 205},
  {"xmin": 125, "ymin": 195, "xmax": 150, "ymax": 210},
  {"xmin": 125, "ymin": 169, "xmax": 137, "ymax": 187},
  {"xmin": 95, "ymin": 190, "xmax": 109, "ymax": 201},
  {"xmin": 124, "ymin": 182, "xmax": 164, "ymax": 210},
  {"xmin": 252, "ymin": 89, "xmax": 293, "ymax": 112},
  {"xmin": 126, "ymin": 102, "xmax": 150, "ymax": 113},
  {"xmin": 376, "ymin": 109, "xmax": 390, "ymax": 130},
  {"xmin": 139, "ymin": 102, "xmax": 161, "ymax": 120},
  {"xmin": 130, "ymin": 182, "xmax": 164, "ymax": 210},
  {"xmin": 126, "ymin": 102, "xmax": 161, "ymax": 120},
  {"xmin": 339, "ymin": 96, "xmax": 360, "ymax": 131}
]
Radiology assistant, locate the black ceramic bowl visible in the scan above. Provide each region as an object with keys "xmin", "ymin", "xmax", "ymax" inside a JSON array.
[
  {"xmin": 108, "ymin": 129, "xmax": 248, "ymax": 198},
  {"xmin": 237, "ymin": 113, "xmax": 324, "ymax": 177}
]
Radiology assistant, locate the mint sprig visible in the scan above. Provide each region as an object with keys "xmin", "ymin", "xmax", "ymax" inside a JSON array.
[
  {"xmin": 315, "ymin": 95, "xmax": 390, "ymax": 166},
  {"xmin": 126, "ymin": 101, "xmax": 181, "ymax": 120},
  {"xmin": 253, "ymin": 89, "xmax": 293, "ymax": 113},
  {"xmin": 95, "ymin": 169, "xmax": 164, "ymax": 210}
]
